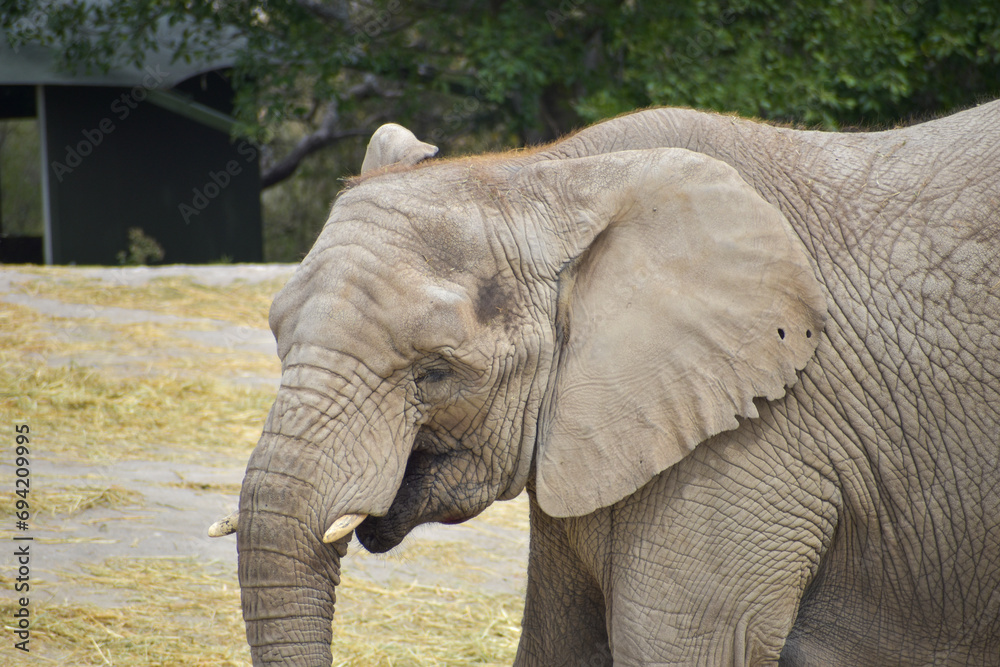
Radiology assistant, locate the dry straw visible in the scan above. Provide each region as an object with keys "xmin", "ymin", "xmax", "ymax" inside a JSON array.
[
  {"xmin": 0, "ymin": 483, "xmax": 142, "ymax": 518},
  {"xmin": 13, "ymin": 272, "xmax": 288, "ymax": 328},
  {"xmin": 0, "ymin": 555, "xmax": 522, "ymax": 666},
  {"xmin": 1, "ymin": 359, "xmax": 272, "ymax": 463},
  {"xmin": 1, "ymin": 557, "xmax": 250, "ymax": 665}
]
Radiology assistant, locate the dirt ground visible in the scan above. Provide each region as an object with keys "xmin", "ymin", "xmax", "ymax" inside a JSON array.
[{"xmin": 0, "ymin": 264, "xmax": 529, "ymax": 665}]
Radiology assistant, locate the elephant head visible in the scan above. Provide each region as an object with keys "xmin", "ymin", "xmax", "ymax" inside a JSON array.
[{"xmin": 224, "ymin": 123, "xmax": 826, "ymax": 665}]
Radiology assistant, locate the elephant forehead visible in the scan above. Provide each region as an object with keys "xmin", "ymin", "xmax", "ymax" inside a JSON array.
[
  {"xmin": 273, "ymin": 251, "xmax": 475, "ymax": 375},
  {"xmin": 270, "ymin": 170, "xmax": 510, "ymax": 369},
  {"xmin": 331, "ymin": 173, "xmax": 494, "ymax": 273}
]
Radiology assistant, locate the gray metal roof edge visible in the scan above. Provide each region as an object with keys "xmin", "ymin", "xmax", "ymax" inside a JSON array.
[
  {"xmin": 0, "ymin": 15, "xmax": 242, "ymax": 88},
  {"xmin": 145, "ymin": 89, "xmax": 238, "ymax": 134}
]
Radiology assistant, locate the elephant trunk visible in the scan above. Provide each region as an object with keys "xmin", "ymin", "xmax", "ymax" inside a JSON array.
[
  {"xmin": 238, "ymin": 451, "xmax": 348, "ymax": 666},
  {"xmin": 236, "ymin": 372, "xmax": 409, "ymax": 666},
  {"xmin": 237, "ymin": 346, "xmax": 410, "ymax": 667}
]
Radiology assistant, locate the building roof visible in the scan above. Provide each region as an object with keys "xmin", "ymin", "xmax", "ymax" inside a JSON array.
[
  {"xmin": 0, "ymin": 11, "xmax": 242, "ymax": 131},
  {"xmin": 0, "ymin": 12, "xmax": 239, "ymax": 88}
]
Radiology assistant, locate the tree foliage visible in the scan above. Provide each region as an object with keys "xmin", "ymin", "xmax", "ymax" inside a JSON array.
[
  {"xmin": 4, "ymin": 0, "xmax": 998, "ymax": 258},
  {"xmin": 6, "ymin": 0, "xmax": 998, "ymax": 140},
  {"xmin": 0, "ymin": 121, "xmax": 42, "ymax": 235}
]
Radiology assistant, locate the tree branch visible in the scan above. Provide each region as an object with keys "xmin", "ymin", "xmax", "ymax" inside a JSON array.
[
  {"xmin": 260, "ymin": 76, "xmax": 400, "ymax": 189},
  {"xmin": 293, "ymin": 0, "xmax": 350, "ymax": 26},
  {"xmin": 259, "ymin": 124, "xmax": 370, "ymax": 189}
]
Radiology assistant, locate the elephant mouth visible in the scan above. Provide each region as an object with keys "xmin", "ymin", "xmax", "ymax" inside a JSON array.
[
  {"xmin": 354, "ymin": 443, "xmax": 483, "ymax": 553},
  {"xmin": 439, "ymin": 516, "xmax": 472, "ymax": 525},
  {"xmin": 355, "ymin": 514, "xmax": 415, "ymax": 553}
]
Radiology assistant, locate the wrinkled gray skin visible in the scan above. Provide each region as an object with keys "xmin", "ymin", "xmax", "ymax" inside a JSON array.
[{"xmin": 237, "ymin": 102, "xmax": 1000, "ymax": 666}]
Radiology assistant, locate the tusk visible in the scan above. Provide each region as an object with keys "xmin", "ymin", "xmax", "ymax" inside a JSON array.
[
  {"xmin": 208, "ymin": 511, "xmax": 239, "ymax": 537},
  {"xmin": 323, "ymin": 513, "xmax": 367, "ymax": 543}
]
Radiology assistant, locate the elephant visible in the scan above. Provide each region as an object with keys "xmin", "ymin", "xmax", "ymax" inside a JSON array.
[{"xmin": 212, "ymin": 101, "xmax": 1000, "ymax": 665}]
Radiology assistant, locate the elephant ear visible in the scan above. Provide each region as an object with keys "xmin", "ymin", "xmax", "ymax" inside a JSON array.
[
  {"xmin": 527, "ymin": 148, "xmax": 827, "ymax": 518},
  {"xmin": 360, "ymin": 123, "xmax": 438, "ymax": 174}
]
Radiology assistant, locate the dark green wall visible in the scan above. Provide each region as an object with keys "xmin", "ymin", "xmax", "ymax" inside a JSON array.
[{"xmin": 42, "ymin": 84, "xmax": 261, "ymax": 264}]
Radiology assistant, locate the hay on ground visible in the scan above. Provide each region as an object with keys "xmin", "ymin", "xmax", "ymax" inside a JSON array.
[
  {"xmin": 13, "ymin": 271, "xmax": 286, "ymax": 328},
  {"xmin": 1, "ymin": 360, "xmax": 272, "ymax": 463},
  {"xmin": 0, "ymin": 483, "xmax": 143, "ymax": 518},
  {"xmin": 1, "ymin": 555, "xmax": 522, "ymax": 666}
]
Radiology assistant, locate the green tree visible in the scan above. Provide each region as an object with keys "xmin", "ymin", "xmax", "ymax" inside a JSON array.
[
  {"xmin": 6, "ymin": 0, "xmax": 998, "ymax": 163},
  {"xmin": 0, "ymin": 120, "xmax": 42, "ymax": 236},
  {"xmin": 4, "ymin": 1, "xmax": 997, "ymax": 258}
]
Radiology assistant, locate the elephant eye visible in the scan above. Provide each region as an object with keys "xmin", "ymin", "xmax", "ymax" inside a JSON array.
[
  {"xmin": 415, "ymin": 368, "xmax": 452, "ymax": 384},
  {"xmin": 414, "ymin": 366, "xmax": 455, "ymax": 404}
]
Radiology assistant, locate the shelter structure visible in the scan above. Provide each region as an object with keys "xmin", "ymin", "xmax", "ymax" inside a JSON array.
[{"xmin": 0, "ymin": 21, "xmax": 262, "ymax": 264}]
